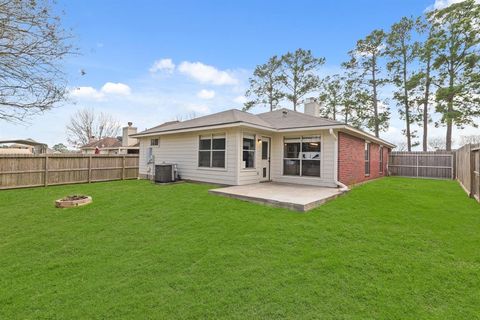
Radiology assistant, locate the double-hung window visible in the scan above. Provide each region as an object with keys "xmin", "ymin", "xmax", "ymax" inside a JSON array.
[
  {"xmin": 199, "ymin": 134, "xmax": 226, "ymax": 168},
  {"xmin": 365, "ymin": 142, "xmax": 370, "ymax": 176},
  {"xmin": 379, "ymin": 146, "xmax": 383, "ymax": 173},
  {"xmin": 242, "ymin": 134, "xmax": 256, "ymax": 168},
  {"xmin": 283, "ymin": 136, "xmax": 321, "ymax": 177}
]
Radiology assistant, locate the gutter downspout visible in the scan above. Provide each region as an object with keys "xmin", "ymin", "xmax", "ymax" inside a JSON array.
[{"xmin": 329, "ymin": 128, "xmax": 349, "ymax": 192}]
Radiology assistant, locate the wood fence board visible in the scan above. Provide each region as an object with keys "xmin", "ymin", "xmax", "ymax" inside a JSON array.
[
  {"xmin": 389, "ymin": 151, "xmax": 454, "ymax": 179},
  {"xmin": 0, "ymin": 155, "xmax": 139, "ymax": 190}
]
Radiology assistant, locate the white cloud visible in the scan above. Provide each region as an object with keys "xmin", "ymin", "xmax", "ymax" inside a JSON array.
[
  {"xmin": 178, "ymin": 61, "xmax": 238, "ymax": 85},
  {"xmin": 427, "ymin": 0, "xmax": 478, "ymax": 11},
  {"xmin": 101, "ymin": 82, "xmax": 131, "ymax": 96},
  {"xmin": 197, "ymin": 89, "xmax": 215, "ymax": 99},
  {"xmin": 70, "ymin": 82, "xmax": 131, "ymax": 101},
  {"xmin": 150, "ymin": 58, "xmax": 175, "ymax": 73},
  {"xmin": 70, "ymin": 86, "xmax": 104, "ymax": 100},
  {"xmin": 233, "ymin": 95, "xmax": 247, "ymax": 104}
]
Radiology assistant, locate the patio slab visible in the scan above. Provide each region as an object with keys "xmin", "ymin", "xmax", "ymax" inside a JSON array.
[{"xmin": 209, "ymin": 182, "xmax": 347, "ymax": 212}]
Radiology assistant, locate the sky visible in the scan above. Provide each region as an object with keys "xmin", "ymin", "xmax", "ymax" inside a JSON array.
[{"xmin": 1, "ymin": 0, "xmax": 478, "ymax": 148}]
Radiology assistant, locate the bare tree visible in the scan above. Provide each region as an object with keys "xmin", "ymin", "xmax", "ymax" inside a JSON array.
[
  {"xmin": 66, "ymin": 108, "xmax": 120, "ymax": 148},
  {"xmin": 394, "ymin": 141, "xmax": 408, "ymax": 151},
  {"xmin": 428, "ymin": 136, "xmax": 449, "ymax": 151},
  {"xmin": 0, "ymin": 0, "xmax": 74, "ymax": 122},
  {"xmin": 460, "ymin": 135, "xmax": 480, "ymax": 146},
  {"xmin": 175, "ymin": 112, "xmax": 197, "ymax": 121}
]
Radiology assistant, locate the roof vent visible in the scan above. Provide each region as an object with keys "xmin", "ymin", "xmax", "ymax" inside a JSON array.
[{"xmin": 282, "ymin": 110, "xmax": 288, "ymax": 117}]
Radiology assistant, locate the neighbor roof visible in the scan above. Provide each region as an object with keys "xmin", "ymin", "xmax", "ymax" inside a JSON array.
[
  {"xmin": 132, "ymin": 108, "xmax": 395, "ymax": 148},
  {"xmin": 0, "ymin": 138, "xmax": 47, "ymax": 146},
  {"xmin": 81, "ymin": 137, "xmax": 122, "ymax": 149}
]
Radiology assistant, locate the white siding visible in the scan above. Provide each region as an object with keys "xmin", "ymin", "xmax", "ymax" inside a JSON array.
[
  {"xmin": 237, "ymin": 128, "xmax": 272, "ymax": 185},
  {"xmin": 138, "ymin": 127, "xmax": 337, "ymax": 187},
  {"xmin": 138, "ymin": 128, "xmax": 238, "ymax": 185},
  {"xmin": 270, "ymin": 130, "xmax": 337, "ymax": 187}
]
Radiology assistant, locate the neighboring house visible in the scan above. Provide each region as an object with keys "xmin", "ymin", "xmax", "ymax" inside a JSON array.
[
  {"xmin": 131, "ymin": 99, "xmax": 395, "ymax": 187},
  {"xmin": 0, "ymin": 139, "xmax": 48, "ymax": 155},
  {"xmin": 80, "ymin": 122, "xmax": 140, "ymax": 155}
]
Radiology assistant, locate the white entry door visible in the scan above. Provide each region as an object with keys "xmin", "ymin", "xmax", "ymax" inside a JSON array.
[{"xmin": 260, "ymin": 137, "xmax": 270, "ymax": 181}]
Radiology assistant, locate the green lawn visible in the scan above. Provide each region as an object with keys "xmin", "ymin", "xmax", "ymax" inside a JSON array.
[{"xmin": 0, "ymin": 178, "xmax": 479, "ymax": 319}]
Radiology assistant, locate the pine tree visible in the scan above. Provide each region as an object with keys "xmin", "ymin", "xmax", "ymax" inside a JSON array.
[
  {"xmin": 385, "ymin": 17, "xmax": 422, "ymax": 151},
  {"xmin": 428, "ymin": 0, "xmax": 480, "ymax": 151},
  {"xmin": 281, "ymin": 49, "xmax": 325, "ymax": 111},
  {"xmin": 344, "ymin": 30, "xmax": 390, "ymax": 137},
  {"xmin": 244, "ymin": 56, "xmax": 285, "ymax": 111}
]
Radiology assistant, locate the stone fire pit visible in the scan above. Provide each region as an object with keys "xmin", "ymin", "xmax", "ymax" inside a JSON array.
[{"xmin": 55, "ymin": 195, "xmax": 92, "ymax": 208}]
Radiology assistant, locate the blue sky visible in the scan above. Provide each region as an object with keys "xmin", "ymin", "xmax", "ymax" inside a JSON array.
[{"xmin": 1, "ymin": 0, "xmax": 477, "ymax": 148}]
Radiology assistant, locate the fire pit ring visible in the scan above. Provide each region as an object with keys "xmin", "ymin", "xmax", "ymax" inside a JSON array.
[{"xmin": 55, "ymin": 195, "xmax": 92, "ymax": 208}]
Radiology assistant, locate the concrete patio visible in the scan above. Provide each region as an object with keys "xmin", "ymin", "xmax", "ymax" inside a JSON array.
[{"xmin": 209, "ymin": 182, "xmax": 347, "ymax": 212}]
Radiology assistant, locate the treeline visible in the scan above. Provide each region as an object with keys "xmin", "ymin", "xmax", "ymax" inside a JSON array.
[{"xmin": 244, "ymin": 0, "xmax": 480, "ymax": 151}]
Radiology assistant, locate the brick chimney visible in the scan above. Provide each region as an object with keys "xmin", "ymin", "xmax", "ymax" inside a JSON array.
[
  {"xmin": 122, "ymin": 122, "xmax": 138, "ymax": 147},
  {"xmin": 303, "ymin": 97, "xmax": 321, "ymax": 117}
]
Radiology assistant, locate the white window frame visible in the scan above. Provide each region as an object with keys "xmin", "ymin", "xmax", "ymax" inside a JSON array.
[
  {"xmin": 379, "ymin": 146, "xmax": 383, "ymax": 173},
  {"xmin": 198, "ymin": 133, "xmax": 226, "ymax": 169},
  {"xmin": 282, "ymin": 136, "xmax": 322, "ymax": 178},
  {"xmin": 365, "ymin": 141, "xmax": 371, "ymax": 176},
  {"xmin": 150, "ymin": 138, "xmax": 159, "ymax": 146},
  {"xmin": 242, "ymin": 133, "xmax": 256, "ymax": 169}
]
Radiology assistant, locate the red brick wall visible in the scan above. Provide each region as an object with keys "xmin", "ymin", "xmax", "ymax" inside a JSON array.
[{"xmin": 338, "ymin": 132, "xmax": 390, "ymax": 186}]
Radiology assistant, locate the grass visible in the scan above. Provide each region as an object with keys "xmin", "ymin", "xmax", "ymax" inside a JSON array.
[{"xmin": 0, "ymin": 177, "xmax": 479, "ymax": 319}]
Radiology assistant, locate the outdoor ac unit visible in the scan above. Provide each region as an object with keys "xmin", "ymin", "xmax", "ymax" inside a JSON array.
[{"xmin": 155, "ymin": 163, "xmax": 178, "ymax": 183}]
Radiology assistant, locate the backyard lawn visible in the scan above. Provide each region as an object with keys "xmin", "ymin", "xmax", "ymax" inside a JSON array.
[{"xmin": 0, "ymin": 177, "xmax": 479, "ymax": 319}]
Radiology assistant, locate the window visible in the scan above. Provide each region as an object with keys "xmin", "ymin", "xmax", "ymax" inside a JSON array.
[
  {"xmin": 379, "ymin": 146, "xmax": 383, "ymax": 173},
  {"xmin": 365, "ymin": 142, "xmax": 370, "ymax": 176},
  {"xmin": 242, "ymin": 134, "xmax": 256, "ymax": 168},
  {"xmin": 283, "ymin": 136, "xmax": 321, "ymax": 177},
  {"xmin": 199, "ymin": 134, "xmax": 225, "ymax": 168},
  {"xmin": 150, "ymin": 138, "xmax": 159, "ymax": 146},
  {"xmin": 262, "ymin": 140, "xmax": 269, "ymax": 160}
]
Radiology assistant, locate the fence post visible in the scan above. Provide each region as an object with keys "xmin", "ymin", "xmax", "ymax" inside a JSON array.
[
  {"xmin": 44, "ymin": 155, "xmax": 49, "ymax": 187},
  {"xmin": 122, "ymin": 156, "xmax": 126, "ymax": 180},
  {"xmin": 88, "ymin": 156, "xmax": 92, "ymax": 183},
  {"xmin": 416, "ymin": 154, "xmax": 419, "ymax": 177},
  {"xmin": 452, "ymin": 152, "xmax": 456, "ymax": 180},
  {"xmin": 470, "ymin": 148, "xmax": 475, "ymax": 198}
]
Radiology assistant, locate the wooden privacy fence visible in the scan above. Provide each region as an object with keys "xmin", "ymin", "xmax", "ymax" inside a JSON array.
[
  {"xmin": 456, "ymin": 144, "xmax": 480, "ymax": 202},
  {"xmin": 389, "ymin": 151, "xmax": 455, "ymax": 179},
  {"xmin": 0, "ymin": 154, "xmax": 139, "ymax": 190}
]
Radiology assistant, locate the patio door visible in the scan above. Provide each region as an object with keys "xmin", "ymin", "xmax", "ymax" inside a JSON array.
[{"xmin": 260, "ymin": 137, "xmax": 270, "ymax": 181}]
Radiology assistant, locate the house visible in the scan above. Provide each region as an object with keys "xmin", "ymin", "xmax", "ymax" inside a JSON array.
[
  {"xmin": 80, "ymin": 122, "xmax": 140, "ymax": 155},
  {"xmin": 0, "ymin": 139, "xmax": 48, "ymax": 155},
  {"xmin": 131, "ymin": 99, "xmax": 395, "ymax": 187}
]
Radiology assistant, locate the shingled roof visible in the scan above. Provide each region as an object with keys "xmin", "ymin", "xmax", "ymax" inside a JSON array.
[
  {"xmin": 80, "ymin": 137, "xmax": 122, "ymax": 149},
  {"xmin": 131, "ymin": 107, "xmax": 395, "ymax": 148},
  {"xmin": 258, "ymin": 108, "xmax": 343, "ymax": 129},
  {"xmin": 133, "ymin": 108, "xmax": 343, "ymax": 137}
]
